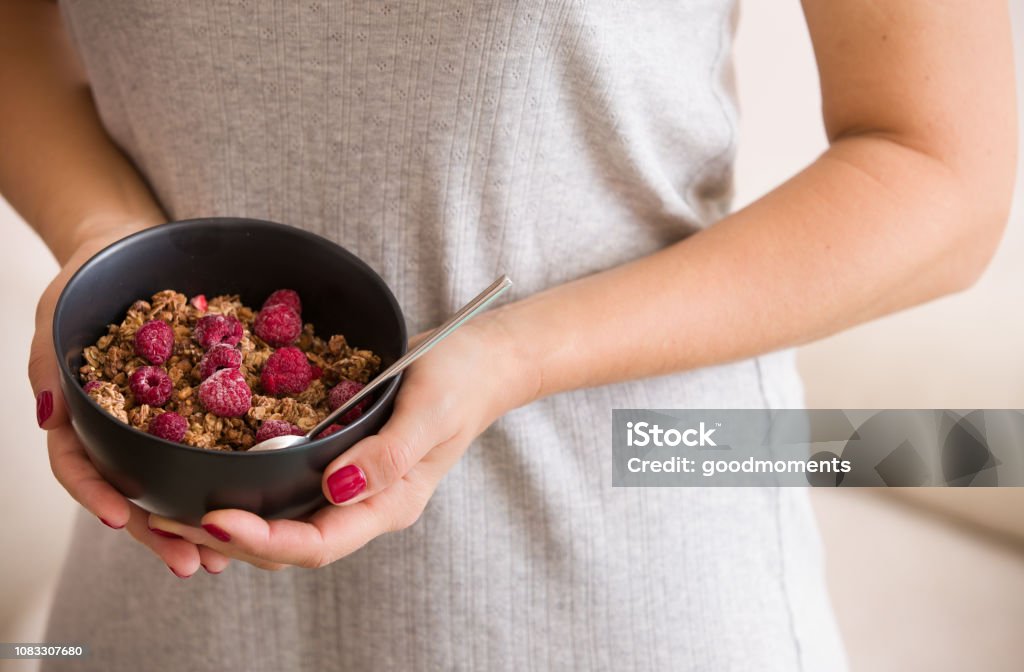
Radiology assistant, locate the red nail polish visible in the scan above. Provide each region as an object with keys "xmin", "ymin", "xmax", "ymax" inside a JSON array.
[
  {"xmin": 100, "ymin": 517, "xmax": 124, "ymax": 529},
  {"xmin": 327, "ymin": 464, "xmax": 366, "ymax": 504},
  {"xmin": 203, "ymin": 523, "xmax": 231, "ymax": 542},
  {"xmin": 149, "ymin": 527, "xmax": 182, "ymax": 539},
  {"xmin": 201, "ymin": 563, "xmax": 222, "ymax": 575},
  {"xmin": 168, "ymin": 565, "xmax": 190, "ymax": 579},
  {"xmin": 36, "ymin": 390, "xmax": 53, "ymax": 427}
]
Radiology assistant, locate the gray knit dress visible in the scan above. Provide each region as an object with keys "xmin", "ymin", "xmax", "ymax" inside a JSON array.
[{"xmin": 45, "ymin": 1, "xmax": 847, "ymax": 670}]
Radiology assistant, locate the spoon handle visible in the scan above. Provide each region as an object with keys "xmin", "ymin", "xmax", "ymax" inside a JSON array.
[{"xmin": 306, "ymin": 275, "xmax": 513, "ymax": 438}]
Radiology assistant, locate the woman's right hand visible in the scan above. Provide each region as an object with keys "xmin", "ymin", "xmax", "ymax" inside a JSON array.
[{"xmin": 27, "ymin": 218, "xmax": 231, "ymax": 578}]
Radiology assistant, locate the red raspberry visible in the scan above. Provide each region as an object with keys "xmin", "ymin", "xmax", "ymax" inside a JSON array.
[
  {"xmin": 255, "ymin": 419, "xmax": 304, "ymax": 443},
  {"xmin": 83, "ymin": 380, "xmax": 102, "ymax": 394},
  {"xmin": 148, "ymin": 411, "xmax": 189, "ymax": 443},
  {"xmin": 190, "ymin": 294, "xmax": 208, "ymax": 312},
  {"xmin": 262, "ymin": 289, "xmax": 302, "ymax": 316},
  {"xmin": 253, "ymin": 304, "xmax": 302, "ymax": 347},
  {"xmin": 134, "ymin": 320, "xmax": 174, "ymax": 365},
  {"xmin": 193, "ymin": 314, "xmax": 244, "ymax": 350},
  {"xmin": 198, "ymin": 368, "xmax": 252, "ymax": 417},
  {"xmin": 311, "ymin": 365, "xmax": 323, "ymax": 380},
  {"xmin": 198, "ymin": 343, "xmax": 243, "ymax": 380},
  {"xmin": 129, "ymin": 366, "xmax": 173, "ymax": 406},
  {"xmin": 327, "ymin": 379, "xmax": 370, "ymax": 423},
  {"xmin": 317, "ymin": 423, "xmax": 344, "ymax": 439},
  {"xmin": 260, "ymin": 346, "xmax": 313, "ymax": 395}
]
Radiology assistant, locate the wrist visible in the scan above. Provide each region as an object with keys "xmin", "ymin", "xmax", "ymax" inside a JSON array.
[
  {"xmin": 470, "ymin": 308, "xmax": 544, "ymax": 413},
  {"xmin": 63, "ymin": 212, "xmax": 161, "ymax": 266},
  {"xmin": 72, "ymin": 212, "xmax": 159, "ymax": 251}
]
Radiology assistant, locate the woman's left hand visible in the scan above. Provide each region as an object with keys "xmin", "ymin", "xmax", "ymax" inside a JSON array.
[{"xmin": 148, "ymin": 316, "xmax": 537, "ymax": 570}]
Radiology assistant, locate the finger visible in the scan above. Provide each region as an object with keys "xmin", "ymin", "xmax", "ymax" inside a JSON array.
[
  {"xmin": 123, "ymin": 503, "xmax": 202, "ymax": 578},
  {"xmin": 321, "ymin": 376, "xmax": 456, "ymax": 506},
  {"xmin": 304, "ymin": 441, "xmax": 465, "ymax": 566},
  {"xmin": 200, "ymin": 509, "xmax": 328, "ymax": 569},
  {"xmin": 147, "ymin": 513, "xmax": 206, "ymax": 542},
  {"xmin": 47, "ymin": 425, "xmax": 131, "ymax": 528},
  {"xmin": 199, "ymin": 503, "xmax": 388, "ymax": 569},
  {"xmin": 198, "ymin": 546, "xmax": 231, "ymax": 574},
  {"xmin": 28, "ymin": 309, "xmax": 69, "ymax": 430},
  {"xmin": 148, "ymin": 512, "xmax": 287, "ymax": 571},
  {"xmin": 147, "ymin": 512, "xmax": 280, "ymax": 569},
  {"xmin": 315, "ymin": 468, "xmax": 438, "ymax": 548}
]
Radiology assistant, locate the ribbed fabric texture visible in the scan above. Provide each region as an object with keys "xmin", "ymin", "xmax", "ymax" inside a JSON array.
[{"xmin": 45, "ymin": 2, "xmax": 846, "ymax": 670}]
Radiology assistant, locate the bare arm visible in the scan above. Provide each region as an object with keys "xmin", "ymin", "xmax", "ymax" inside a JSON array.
[
  {"xmin": 487, "ymin": 0, "xmax": 1018, "ymax": 402},
  {"xmin": 0, "ymin": 0, "xmax": 164, "ymax": 262}
]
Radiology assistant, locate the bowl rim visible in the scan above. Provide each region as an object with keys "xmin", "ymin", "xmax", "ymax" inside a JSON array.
[{"xmin": 52, "ymin": 217, "xmax": 408, "ymax": 457}]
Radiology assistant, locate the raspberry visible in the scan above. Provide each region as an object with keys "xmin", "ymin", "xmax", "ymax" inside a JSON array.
[
  {"xmin": 83, "ymin": 380, "xmax": 102, "ymax": 394},
  {"xmin": 198, "ymin": 343, "xmax": 243, "ymax": 380},
  {"xmin": 255, "ymin": 419, "xmax": 304, "ymax": 443},
  {"xmin": 193, "ymin": 314, "xmax": 243, "ymax": 350},
  {"xmin": 328, "ymin": 379, "xmax": 371, "ymax": 423},
  {"xmin": 253, "ymin": 304, "xmax": 302, "ymax": 347},
  {"xmin": 198, "ymin": 368, "xmax": 252, "ymax": 417},
  {"xmin": 148, "ymin": 411, "xmax": 189, "ymax": 443},
  {"xmin": 133, "ymin": 320, "xmax": 174, "ymax": 365},
  {"xmin": 317, "ymin": 423, "xmax": 344, "ymax": 439},
  {"xmin": 260, "ymin": 346, "xmax": 313, "ymax": 395},
  {"xmin": 262, "ymin": 289, "xmax": 302, "ymax": 316},
  {"xmin": 190, "ymin": 294, "xmax": 208, "ymax": 312},
  {"xmin": 129, "ymin": 366, "xmax": 173, "ymax": 406},
  {"xmin": 311, "ymin": 365, "xmax": 323, "ymax": 380}
]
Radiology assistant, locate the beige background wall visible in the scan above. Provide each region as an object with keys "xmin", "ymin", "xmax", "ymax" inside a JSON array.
[{"xmin": 0, "ymin": 2, "xmax": 1021, "ymax": 671}]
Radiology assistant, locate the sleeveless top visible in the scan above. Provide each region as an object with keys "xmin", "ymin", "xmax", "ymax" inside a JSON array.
[{"xmin": 45, "ymin": 1, "xmax": 847, "ymax": 670}]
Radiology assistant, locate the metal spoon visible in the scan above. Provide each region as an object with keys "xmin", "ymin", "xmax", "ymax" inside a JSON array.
[{"xmin": 248, "ymin": 275, "xmax": 513, "ymax": 452}]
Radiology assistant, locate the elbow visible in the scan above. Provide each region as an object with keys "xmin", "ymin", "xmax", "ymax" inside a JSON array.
[
  {"xmin": 943, "ymin": 164, "xmax": 1016, "ymax": 294},
  {"xmin": 830, "ymin": 120, "xmax": 1017, "ymax": 298},
  {"xmin": 934, "ymin": 115, "xmax": 1018, "ymax": 294},
  {"xmin": 951, "ymin": 217, "xmax": 1008, "ymax": 293}
]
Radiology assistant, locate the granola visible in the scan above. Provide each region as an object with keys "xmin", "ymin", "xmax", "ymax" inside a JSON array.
[{"xmin": 79, "ymin": 290, "xmax": 381, "ymax": 451}]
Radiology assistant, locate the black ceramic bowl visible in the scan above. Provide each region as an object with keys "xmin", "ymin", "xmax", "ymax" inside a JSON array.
[{"xmin": 53, "ymin": 218, "xmax": 407, "ymax": 525}]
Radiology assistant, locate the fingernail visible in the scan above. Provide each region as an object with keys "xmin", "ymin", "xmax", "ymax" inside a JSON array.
[
  {"xmin": 36, "ymin": 390, "xmax": 53, "ymax": 427},
  {"xmin": 201, "ymin": 563, "xmax": 222, "ymax": 575},
  {"xmin": 202, "ymin": 523, "xmax": 231, "ymax": 542},
  {"xmin": 327, "ymin": 464, "xmax": 366, "ymax": 504},
  {"xmin": 100, "ymin": 517, "xmax": 124, "ymax": 529},
  {"xmin": 149, "ymin": 526, "xmax": 182, "ymax": 539},
  {"xmin": 167, "ymin": 565, "xmax": 190, "ymax": 579}
]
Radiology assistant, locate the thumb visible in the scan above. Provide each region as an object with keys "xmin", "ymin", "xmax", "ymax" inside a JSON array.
[{"xmin": 28, "ymin": 286, "xmax": 69, "ymax": 430}]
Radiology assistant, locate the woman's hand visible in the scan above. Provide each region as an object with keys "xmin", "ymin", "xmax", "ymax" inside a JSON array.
[
  {"xmin": 28, "ymin": 217, "xmax": 232, "ymax": 578},
  {"xmin": 148, "ymin": 316, "xmax": 539, "ymax": 570}
]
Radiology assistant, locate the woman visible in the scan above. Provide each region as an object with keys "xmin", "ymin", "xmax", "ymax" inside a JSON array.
[{"xmin": 3, "ymin": 0, "xmax": 1015, "ymax": 669}]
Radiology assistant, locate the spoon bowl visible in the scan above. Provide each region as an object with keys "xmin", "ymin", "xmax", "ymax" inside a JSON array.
[{"xmin": 251, "ymin": 434, "xmax": 307, "ymax": 452}]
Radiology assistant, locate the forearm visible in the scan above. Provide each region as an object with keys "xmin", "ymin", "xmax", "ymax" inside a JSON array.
[
  {"xmin": 0, "ymin": 1, "xmax": 163, "ymax": 264},
  {"xmin": 486, "ymin": 132, "xmax": 1013, "ymax": 403}
]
